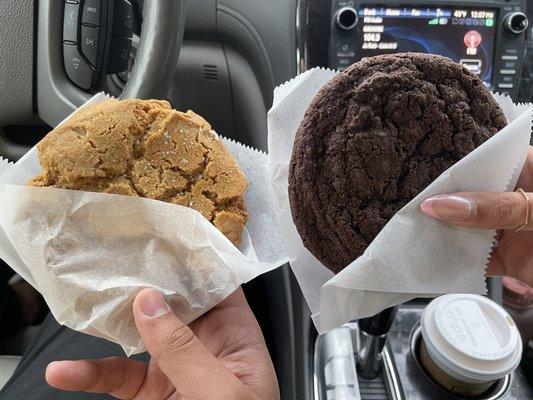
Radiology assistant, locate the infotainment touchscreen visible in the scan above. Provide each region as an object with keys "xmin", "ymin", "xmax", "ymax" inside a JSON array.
[{"xmin": 356, "ymin": 7, "xmax": 497, "ymax": 87}]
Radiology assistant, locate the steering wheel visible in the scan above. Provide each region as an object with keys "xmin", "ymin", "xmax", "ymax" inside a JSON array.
[{"xmin": 0, "ymin": 0, "xmax": 185, "ymax": 130}]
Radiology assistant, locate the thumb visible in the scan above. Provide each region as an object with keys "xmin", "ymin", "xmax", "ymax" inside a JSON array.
[
  {"xmin": 133, "ymin": 289, "xmax": 244, "ymax": 400},
  {"xmin": 420, "ymin": 191, "xmax": 532, "ymax": 230}
]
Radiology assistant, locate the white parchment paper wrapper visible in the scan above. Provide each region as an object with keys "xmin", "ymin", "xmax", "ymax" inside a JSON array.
[
  {"xmin": 268, "ymin": 68, "xmax": 533, "ymax": 333},
  {"xmin": 0, "ymin": 94, "xmax": 287, "ymax": 355}
]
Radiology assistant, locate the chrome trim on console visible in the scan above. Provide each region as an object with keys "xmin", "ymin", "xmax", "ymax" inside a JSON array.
[{"xmin": 295, "ymin": 0, "xmax": 308, "ymax": 74}]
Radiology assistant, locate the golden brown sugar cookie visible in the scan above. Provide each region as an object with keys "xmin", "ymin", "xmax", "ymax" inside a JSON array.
[{"xmin": 30, "ymin": 99, "xmax": 248, "ymax": 245}]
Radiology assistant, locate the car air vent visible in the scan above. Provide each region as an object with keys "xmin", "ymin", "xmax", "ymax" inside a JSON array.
[{"xmin": 202, "ymin": 64, "xmax": 219, "ymax": 81}]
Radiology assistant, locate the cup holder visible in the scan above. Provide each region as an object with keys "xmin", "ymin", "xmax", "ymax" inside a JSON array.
[{"xmin": 409, "ymin": 323, "xmax": 511, "ymax": 400}]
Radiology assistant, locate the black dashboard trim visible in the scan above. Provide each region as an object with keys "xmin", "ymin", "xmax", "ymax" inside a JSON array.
[{"xmin": 217, "ymin": 4, "xmax": 276, "ymax": 89}]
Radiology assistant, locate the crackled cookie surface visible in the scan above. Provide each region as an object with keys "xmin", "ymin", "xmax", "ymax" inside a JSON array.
[
  {"xmin": 30, "ymin": 99, "xmax": 248, "ymax": 245},
  {"xmin": 288, "ymin": 53, "xmax": 506, "ymax": 273}
]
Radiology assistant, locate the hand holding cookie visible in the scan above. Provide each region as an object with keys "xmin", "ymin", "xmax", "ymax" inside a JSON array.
[
  {"xmin": 422, "ymin": 146, "xmax": 533, "ymax": 286},
  {"xmin": 0, "ymin": 94, "xmax": 288, "ymax": 354},
  {"xmin": 276, "ymin": 54, "xmax": 532, "ymax": 325},
  {"xmin": 46, "ymin": 288, "xmax": 279, "ymax": 400}
]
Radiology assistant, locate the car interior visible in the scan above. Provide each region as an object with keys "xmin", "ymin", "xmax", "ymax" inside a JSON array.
[{"xmin": 0, "ymin": 1, "xmax": 532, "ymax": 399}]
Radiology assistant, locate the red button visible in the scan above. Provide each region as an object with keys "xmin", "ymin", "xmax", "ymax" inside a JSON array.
[{"xmin": 464, "ymin": 30, "xmax": 482, "ymax": 48}]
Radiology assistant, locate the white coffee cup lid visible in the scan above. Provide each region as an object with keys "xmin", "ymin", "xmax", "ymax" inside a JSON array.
[{"xmin": 421, "ymin": 294, "xmax": 522, "ymax": 383}]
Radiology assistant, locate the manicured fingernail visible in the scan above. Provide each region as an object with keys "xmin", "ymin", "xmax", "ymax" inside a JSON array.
[
  {"xmin": 138, "ymin": 290, "xmax": 169, "ymax": 317},
  {"xmin": 421, "ymin": 194, "xmax": 476, "ymax": 221}
]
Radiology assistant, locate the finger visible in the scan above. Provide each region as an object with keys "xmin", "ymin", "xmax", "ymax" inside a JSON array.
[
  {"xmin": 516, "ymin": 146, "xmax": 533, "ymax": 190},
  {"xmin": 46, "ymin": 358, "xmax": 147, "ymax": 399},
  {"xmin": 133, "ymin": 289, "xmax": 245, "ymax": 400},
  {"xmin": 189, "ymin": 288, "xmax": 259, "ymax": 355},
  {"xmin": 420, "ymin": 191, "xmax": 532, "ymax": 230},
  {"xmin": 133, "ymin": 360, "xmax": 177, "ymax": 399}
]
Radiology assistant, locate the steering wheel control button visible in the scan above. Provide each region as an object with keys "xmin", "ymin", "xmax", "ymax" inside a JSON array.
[
  {"xmin": 82, "ymin": 0, "xmax": 106, "ymax": 27},
  {"xmin": 107, "ymin": 35, "xmax": 132, "ymax": 73},
  {"xmin": 113, "ymin": 0, "xmax": 133, "ymax": 38},
  {"xmin": 81, "ymin": 25, "xmax": 105, "ymax": 68},
  {"xmin": 504, "ymin": 12, "xmax": 529, "ymax": 35},
  {"xmin": 63, "ymin": 43, "xmax": 95, "ymax": 90},
  {"xmin": 336, "ymin": 7, "xmax": 358, "ymax": 30},
  {"xmin": 63, "ymin": 1, "xmax": 80, "ymax": 43}
]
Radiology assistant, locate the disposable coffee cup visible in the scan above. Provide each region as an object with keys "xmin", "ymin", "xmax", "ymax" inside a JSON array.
[{"xmin": 420, "ymin": 294, "xmax": 522, "ymax": 397}]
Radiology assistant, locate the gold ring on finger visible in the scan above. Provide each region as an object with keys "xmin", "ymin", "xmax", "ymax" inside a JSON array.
[{"xmin": 515, "ymin": 188, "xmax": 529, "ymax": 232}]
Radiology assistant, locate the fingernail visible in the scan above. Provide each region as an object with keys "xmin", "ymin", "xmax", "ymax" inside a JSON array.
[
  {"xmin": 420, "ymin": 194, "xmax": 476, "ymax": 221},
  {"xmin": 46, "ymin": 361, "xmax": 58, "ymax": 371},
  {"xmin": 138, "ymin": 290, "xmax": 169, "ymax": 317},
  {"xmin": 47, "ymin": 360, "xmax": 74, "ymax": 369}
]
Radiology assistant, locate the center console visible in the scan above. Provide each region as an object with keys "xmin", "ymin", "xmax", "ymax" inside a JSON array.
[
  {"xmin": 314, "ymin": 306, "xmax": 532, "ymax": 400},
  {"xmin": 297, "ymin": 0, "xmax": 529, "ymax": 98}
]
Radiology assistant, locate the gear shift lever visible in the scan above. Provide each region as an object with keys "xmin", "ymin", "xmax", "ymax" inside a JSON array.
[{"xmin": 356, "ymin": 305, "xmax": 399, "ymax": 379}]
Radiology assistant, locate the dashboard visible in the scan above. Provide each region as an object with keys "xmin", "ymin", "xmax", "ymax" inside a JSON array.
[{"xmin": 298, "ymin": 0, "xmax": 529, "ymax": 99}]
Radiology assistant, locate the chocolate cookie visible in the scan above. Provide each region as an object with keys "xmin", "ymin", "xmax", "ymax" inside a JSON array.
[
  {"xmin": 289, "ymin": 53, "xmax": 506, "ymax": 273},
  {"xmin": 30, "ymin": 99, "xmax": 248, "ymax": 245}
]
